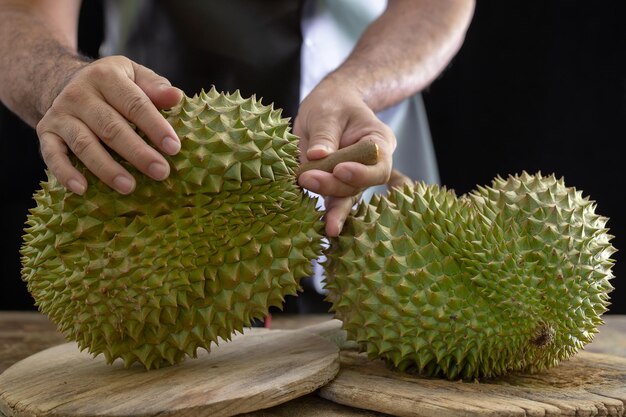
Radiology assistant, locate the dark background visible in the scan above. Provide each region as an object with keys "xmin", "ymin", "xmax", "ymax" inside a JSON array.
[
  {"xmin": 423, "ymin": 2, "xmax": 626, "ymax": 314},
  {"xmin": 2, "ymin": 2, "xmax": 624, "ymax": 313}
]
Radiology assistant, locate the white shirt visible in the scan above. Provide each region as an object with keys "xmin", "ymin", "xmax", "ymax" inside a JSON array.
[
  {"xmin": 300, "ymin": 0, "xmax": 440, "ymax": 293},
  {"xmin": 300, "ymin": 0, "xmax": 439, "ymax": 189}
]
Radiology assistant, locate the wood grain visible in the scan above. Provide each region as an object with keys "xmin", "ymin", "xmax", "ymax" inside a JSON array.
[
  {"xmin": 1, "ymin": 313, "xmax": 625, "ymax": 417},
  {"xmin": 0, "ymin": 312, "xmax": 336, "ymax": 375},
  {"xmin": 320, "ymin": 350, "xmax": 626, "ymax": 417},
  {"xmin": 239, "ymin": 395, "xmax": 393, "ymax": 417},
  {"xmin": 0, "ymin": 328, "xmax": 339, "ymax": 417},
  {"xmin": 0, "ymin": 312, "xmax": 65, "ymax": 374}
]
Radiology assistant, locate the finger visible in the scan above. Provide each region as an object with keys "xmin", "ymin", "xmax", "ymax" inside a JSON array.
[
  {"xmin": 333, "ymin": 160, "xmax": 392, "ymax": 189},
  {"xmin": 132, "ymin": 62, "xmax": 183, "ymax": 110},
  {"xmin": 80, "ymin": 100, "xmax": 170, "ymax": 181},
  {"xmin": 300, "ymin": 114, "xmax": 345, "ymax": 162},
  {"xmin": 99, "ymin": 75, "xmax": 181, "ymax": 156},
  {"xmin": 387, "ymin": 169, "xmax": 413, "ymax": 189},
  {"xmin": 56, "ymin": 116, "xmax": 136, "ymax": 194},
  {"xmin": 39, "ymin": 130, "xmax": 87, "ymax": 195},
  {"xmin": 298, "ymin": 170, "xmax": 360, "ymax": 197},
  {"xmin": 324, "ymin": 195, "xmax": 361, "ymax": 237}
]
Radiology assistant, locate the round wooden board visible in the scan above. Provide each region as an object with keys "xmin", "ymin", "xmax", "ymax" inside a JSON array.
[
  {"xmin": 238, "ymin": 394, "xmax": 393, "ymax": 417},
  {"xmin": 0, "ymin": 328, "xmax": 339, "ymax": 417},
  {"xmin": 320, "ymin": 350, "xmax": 626, "ymax": 417}
]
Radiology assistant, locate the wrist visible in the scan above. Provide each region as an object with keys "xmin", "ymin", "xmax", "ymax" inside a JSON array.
[
  {"xmin": 38, "ymin": 55, "xmax": 92, "ymax": 119},
  {"xmin": 323, "ymin": 63, "xmax": 393, "ymax": 113},
  {"xmin": 315, "ymin": 72, "xmax": 369, "ymax": 111}
]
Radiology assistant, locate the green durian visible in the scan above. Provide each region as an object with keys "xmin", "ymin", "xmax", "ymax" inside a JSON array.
[
  {"xmin": 325, "ymin": 172, "xmax": 615, "ymax": 380},
  {"xmin": 21, "ymin": 88, "xmax": 324, "ymax": 369}
]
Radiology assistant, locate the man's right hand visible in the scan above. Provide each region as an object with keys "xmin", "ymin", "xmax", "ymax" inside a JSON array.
[{"xmin": 36, "ymin": 55, "xmax": 183, "ymax": 195}]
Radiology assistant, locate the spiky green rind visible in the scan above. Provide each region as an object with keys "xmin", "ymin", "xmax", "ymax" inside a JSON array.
[
  {"xmin": 21, "ymin": 88, "xmax": 324, "ymax": 369},
  {"xmin": 325, "ymin": 172, "xmax": 615, "ymax": 380}
]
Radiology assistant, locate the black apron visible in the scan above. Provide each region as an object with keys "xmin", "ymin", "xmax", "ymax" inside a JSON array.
[{"xmin": 107, "ymin": 0, "xmax": 303, "ymax": 119}]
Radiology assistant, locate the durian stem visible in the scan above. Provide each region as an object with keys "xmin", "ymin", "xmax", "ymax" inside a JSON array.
[{"xmin": 297, "ymin": 138, "xmax": 379, "ymax": 177}]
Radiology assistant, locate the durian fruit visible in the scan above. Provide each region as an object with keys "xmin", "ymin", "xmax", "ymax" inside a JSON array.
[
  {"xmin": 325, "ymin": 172, "xmax": 615, "ymax": 380},
  {"xmin": 21, "ymin": 88, "xmax": 324, "ymax": 369}
]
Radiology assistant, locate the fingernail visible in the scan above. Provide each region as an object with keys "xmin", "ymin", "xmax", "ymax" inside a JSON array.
[
  {"xmin": 335, "ymin": 169, "xmax": 352, "ymax": 182},
  {"xmin": 300, "ymin": 177, "xmax": 320, "ymax": 192},
  {"xmin": 161, "ymin": 136, "xmax": 181, "ymax": 155},
  {"xmin": 68, "ymin": 179, "xmax": 86, "ymax": 195},
  {"xmin": 113, "ymin": 175, "xmax": 134, "ymax": 194},
  {"xmin": 309, "ymin": 145, "xmax": 332, "ymax": 156},
  {"xmin": 148, "ymin": 162, "xmax": 169, "ymax": 180}
]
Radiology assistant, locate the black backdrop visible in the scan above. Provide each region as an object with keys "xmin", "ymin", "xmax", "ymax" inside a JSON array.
[
  {"xmin": 423, "ymin": 1, "xmax": 626, "ymax": 314},
  {"xmin": 1, "ymin": 2, "xmax": 624, "ymax": 313}
]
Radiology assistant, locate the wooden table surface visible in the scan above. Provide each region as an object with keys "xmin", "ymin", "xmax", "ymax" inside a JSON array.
[{"xmin": 1, "ymin": 312, "xmax": 625, "ymax": 417}]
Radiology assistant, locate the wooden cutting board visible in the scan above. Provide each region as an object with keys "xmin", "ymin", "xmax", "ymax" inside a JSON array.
[
  {"xmin": 320, "ymin": 349, "xmax": 626, "ymax": 417},
  {"xmin": 0, "ymin": 328, "xmax": 339, "ymax": 417}
]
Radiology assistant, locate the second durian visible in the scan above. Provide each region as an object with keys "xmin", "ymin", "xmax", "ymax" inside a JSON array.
[{"xmin": 325, "ymin": 172, "xmax": 615, "ymax": 379}]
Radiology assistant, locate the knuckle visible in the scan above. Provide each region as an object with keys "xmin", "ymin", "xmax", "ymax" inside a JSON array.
[
  {"xmin": 367, "ymin": 163, "xmax": 390, "ymax": 186},
  {"xmin": 35, "ymin": 119, "xmax": 48, "ymax": 135},
  {"xmin": 46, "ymin": 154, "xmax": 66, "ymax": 179},
  {"xmin": 314, "ymin": 102, "xmax": 336, "ymax": 116},
  {"xmin": 63, "ymin": 123, "xmax": 81, "ymax": 143},
  {"xmin": 83, "ymin": 61, "xmax": 110, "ymax": 79},
  {"xmin": 323, "ymin": 182, "xmax": 355, "ymax": 198},
  {"xmin": 90, "ymin": 159, "xmax": 109, "ymax": 178},
  {"xmin": 81, "ymin": 58, "xmax": 129, "ymax": 87},
  {"xmin": 38, "ymin": 139, "xmax": 54, "ymax": 161},
  {"xmin": 381, "ymin": 167, "xmax": 392, "ymax": 183},
  {"xmin": 141, "ymin": 65, "xmax": 158, "ymax": 78},
  {"xmin": 44, "ymin": 105, "xmax": 62, "ymax": 120},
  {"xmin": 59, "ymin": 82, "xmax": 84, "ymax": 104},
  {"xmin": 98, "ymin": 115, "xmax": 124, "ymax": 143},
  {"xmin": 384, "ymin": 127, "xmax": 397, "ymax": 149},
  {"xmin": 37, "ymin": 139, "xmax": 71, "ymax": 183},
  {"xmin": 370, "ymin": 129, "xmax": 396, "ymax": 153},
  {"xmin": 311, "ymin": 131, "xmax": 337, "ymax": 146},
  {"xmin": 127, "ymin": 143, "xmax": 153, "ymax": 164},
  {"xmin": 124, "ymin": 94, "xmax": 151, "ymax": 119},
  {"xmin": 312, "ymin": 130, "xmax": 334, "ymax": 140},
  {"xmin": 376, "ymin": 122, "xmax": 396, "ymax": 144},
  {"xmin": 70, "ymin": 134, "xmax": 94, "ymax": 156},
  {"xmin": 109, "ymin": 55, "xmax": 132, "ymax": 68}
]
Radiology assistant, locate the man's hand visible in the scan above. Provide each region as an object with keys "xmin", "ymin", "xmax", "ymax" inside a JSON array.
[
  {"xmin": 295, "ymin": 77, "xmax": 397, "ymax": 237},
  {"xmin": 294, "ymin": 0, "xmax": 474, "ymax": 237},
  {"xmin": 36, "ymin": 55, "xmax": 183, "ymax": 195}
]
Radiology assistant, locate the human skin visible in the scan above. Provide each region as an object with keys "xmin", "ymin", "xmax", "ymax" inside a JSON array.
[{"xmin": 0, "ymin": 0, "xmax": 474, "ymax": 236}]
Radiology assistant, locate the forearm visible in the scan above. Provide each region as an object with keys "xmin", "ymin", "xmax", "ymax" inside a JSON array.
[
  {"xmin": 327, "ymin": 0, "xmax": 475, "ymax": 112},
  {"xmin": 0, "ymin": 3, "xmax": 86, "ymax": 126}
]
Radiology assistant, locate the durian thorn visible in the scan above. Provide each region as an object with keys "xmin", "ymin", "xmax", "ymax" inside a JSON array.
[{"xmin": 296, "ymin": 138, "xmax": 379, "ymax": 177}]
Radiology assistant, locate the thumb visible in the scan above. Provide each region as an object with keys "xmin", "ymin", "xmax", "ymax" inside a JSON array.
[
  {"xmin": 303, "ymin": 115, "xmax": 344, "ymax": 161},
  {"xmin": 133, "ymin": 63, "xmax": 183, "ymax": 109}
]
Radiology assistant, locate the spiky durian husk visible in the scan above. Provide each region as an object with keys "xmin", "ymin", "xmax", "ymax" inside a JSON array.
[
  {"xmin": 325, "ymin": 172, "xmax": 615, "ymax": 380},
  {"xmin": 21, "ymin": 88, "xmax": 324, "ymax": 369}
]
